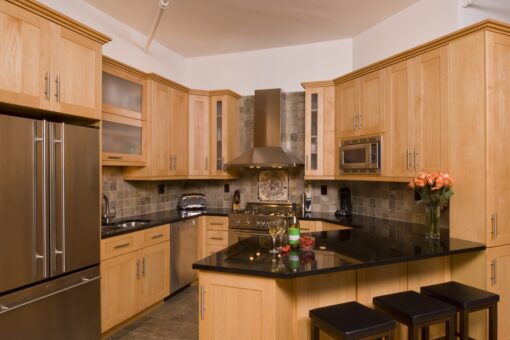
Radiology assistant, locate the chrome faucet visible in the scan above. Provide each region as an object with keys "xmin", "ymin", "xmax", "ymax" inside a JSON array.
[{"xmin": 102, "ymin": 194, "xmax": 116, "ymax": 224}]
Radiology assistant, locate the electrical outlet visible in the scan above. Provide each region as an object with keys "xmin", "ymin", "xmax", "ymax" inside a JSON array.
[
  {"xmin": 158, "ymin": 184, "xmax": 165, "ymax": 194},
  {"xmin": 224, "ymin": 184, "xmax": 230, "ymax": 193},
  {"xmin": 321, "ymin": 185, "xmax": 327, "ymax": 195}
]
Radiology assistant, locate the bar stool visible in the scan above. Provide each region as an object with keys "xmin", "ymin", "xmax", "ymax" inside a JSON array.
[
  {"xmin": 373, "ymin": 291, "xmax": 456, "ymax": 340},
  {"xmin": 309, "ymin": 301, "xmax": 396, "ymax": 340},
  {"xmin": 421, "ymin": 281, "xmax": 499, "ymax": 340}
]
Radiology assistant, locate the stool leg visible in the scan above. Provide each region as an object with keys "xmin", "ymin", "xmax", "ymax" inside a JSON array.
[
  {"xmin": 408, "ymin": 325, "xmax": 419, "ymax": 340},
  {"xmin": 489, "ymin": 304, "xmax": 498, "ymax": 340},
  {"xmin": 459, "ymin": 310, "xmax": 469, "ymax": 340},
  {"xmin": 446, "ymin": 316, "xmax": 455, "ymax": 340},
  {"xmin": 421, "ymin": 326, "xmax": 430, "ymax": 340},
  {"xmin": 310, "ymin": 320, "xmax": 320, "ymax": 340}
]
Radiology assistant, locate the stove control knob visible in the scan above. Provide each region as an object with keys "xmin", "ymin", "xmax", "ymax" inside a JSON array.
[{"xmin": 235, "ymin": 219, "xmax": 241, "ymax": 225}]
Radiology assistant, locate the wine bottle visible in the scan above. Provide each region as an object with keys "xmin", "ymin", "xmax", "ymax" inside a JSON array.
[{"xmin": 288, "ymin": 203, "xmax": 301, "ymax": 249}]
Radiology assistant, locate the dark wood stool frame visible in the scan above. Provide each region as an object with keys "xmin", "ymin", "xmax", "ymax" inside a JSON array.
[{"xmin": 310, "ymin": 317, "xmax": 396, "ymax": 340}]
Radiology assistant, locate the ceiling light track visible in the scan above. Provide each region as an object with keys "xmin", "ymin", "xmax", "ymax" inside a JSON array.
[{"xmin": 144, "ymin": 0, "xmax": 170, "ymax": 52}]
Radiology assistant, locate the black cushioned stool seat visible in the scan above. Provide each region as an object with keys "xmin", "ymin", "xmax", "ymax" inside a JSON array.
[
  {"xmin": 309, "ymin": 301, "xmax": 396, "ymax": 340},
  {"xmin": 373, "ymin": 290, "xmax": 456, "ymax": 340},
  {"xmin": 421, "ymin": 281, "xmax": 499, "ymax": 340}
]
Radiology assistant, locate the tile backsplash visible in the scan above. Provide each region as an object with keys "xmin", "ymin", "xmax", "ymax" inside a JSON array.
[{"xmin": 102, "ymin": 90, "xmax": 430, "ymax": 225}]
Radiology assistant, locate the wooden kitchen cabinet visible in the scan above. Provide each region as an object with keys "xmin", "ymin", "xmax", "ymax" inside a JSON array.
[
  {"xmin": 198, "ymin": 271, "xmax": 293, "ymax": 340},
  {"xmin": 386, "ymin": 46, "xmax": 449, "ymax": 177},
  {"xmin": 210, "ymin": 93, "xmax": 240, "ymax": 179},
  {"xmin": 486, "ymin": 245, "xmax": 510, "ymax": 340},
  {"xmin": 0, "ymin": 1, "xmax": 108, "ymax": 119},
  {"xmin": 336, "ymin": 70, "xmax": 386, "ymax": 139},
  {"xmin": 189, "ymin": 93, "xmax": 210, "ymax": 177},
  {"xmin": 100, "ymin": 225, "xmax": 170, "ymax": 332},
  {"xmin": 303, "ymin": 83, "xmax": 336, "ymax": 179},
  {"xmin": 168, "ymin": 88, "xmax": 189, "ymax": 176}
]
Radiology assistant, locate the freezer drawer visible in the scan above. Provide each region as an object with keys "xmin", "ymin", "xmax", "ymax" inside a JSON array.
[{"xmin": 0, "ymin": 266, "xmax": 101, "ymax": 340}]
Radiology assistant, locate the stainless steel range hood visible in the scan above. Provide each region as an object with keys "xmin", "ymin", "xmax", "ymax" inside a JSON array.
[{"xmin": 225, "ymin": 88, "xmax": 303, "ymax": 168}]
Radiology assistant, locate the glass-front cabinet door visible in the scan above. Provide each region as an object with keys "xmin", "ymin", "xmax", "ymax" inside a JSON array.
[
  {"xmin": 101, "ymin": 57, "xmax": 148, "ymax": 166},
  {"xmin": 210, "ymin": 96, "xmax": 227, "ymax": 177}
]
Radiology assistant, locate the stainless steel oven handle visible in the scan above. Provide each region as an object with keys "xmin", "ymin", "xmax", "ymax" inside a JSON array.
[{"xmin": 0, "ymin": 276, "xmax": 100, "ymax": 315}]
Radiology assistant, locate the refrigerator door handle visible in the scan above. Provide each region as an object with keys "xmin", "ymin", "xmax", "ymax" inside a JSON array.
[
  {"xmin": 49, "ymin": 123, "xmax": 66, "ymax": 275},
  {"xmin": 0, "ymin": 275, "xmax": 100, "ymax": 316},
  {"xmin": 34, "ymin": 120, "xmax": 48, "ymax": 279}
]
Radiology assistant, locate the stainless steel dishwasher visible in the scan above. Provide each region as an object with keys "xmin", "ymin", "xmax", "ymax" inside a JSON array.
[{"xmin": 170, "ymin": 219, "xmax": 198, "ymax": 292}]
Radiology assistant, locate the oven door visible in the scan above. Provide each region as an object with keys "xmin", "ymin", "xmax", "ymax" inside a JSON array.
[{"xmin": 228, "ymin": 229, "xmax": 268, "ymax": 246}]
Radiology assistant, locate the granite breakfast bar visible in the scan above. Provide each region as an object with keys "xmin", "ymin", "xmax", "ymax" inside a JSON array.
[{"xmin": 193, "ymin": 217, "xmax": 485, "ymax": 340}]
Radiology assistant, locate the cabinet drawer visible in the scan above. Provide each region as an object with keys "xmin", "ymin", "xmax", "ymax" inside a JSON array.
[
  {"xmin": 206, "ymin": 230, "xmax": 228, "ymax": 245},
  {"xmin": 299, "ymin": 220, "xmax": 316, "ymax": 232},
  {"xmin": 206, "ymin": 244, "xmax": 226, "ymax": 255},
  {"xmin": 141, "ymin": 225, "xmax": 170, "ymax": 248},
  {"xmin": 206, "ymin": 216, "xmax": 228, "ymax": 231},
  {"xmin": 101, "ymin": 233, "xmax": 140, "ymax": 260}
]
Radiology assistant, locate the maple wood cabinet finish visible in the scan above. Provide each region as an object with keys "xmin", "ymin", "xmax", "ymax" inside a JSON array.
[
  {"xmin": 100, "ymin": 225, "xmax": 170, "ymax": 332},
  {"xmin": 0, "ymin": 1, "xmax": 108, "ymax": 119},
  {"xmin": 303, "ymin": 84, "xmax": 336, "ymax": 179},
  {"xmin": 189, "ymin": 94, "xmax": 211, "ymax": 177},
  {"xmin": 210, "ymin": 94, "xmax": 240, "ymax": 179}
]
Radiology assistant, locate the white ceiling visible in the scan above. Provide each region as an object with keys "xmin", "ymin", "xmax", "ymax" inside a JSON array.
[{"xmin": 84, "ymin": 0, "xmax": 419, "ymax": 57}]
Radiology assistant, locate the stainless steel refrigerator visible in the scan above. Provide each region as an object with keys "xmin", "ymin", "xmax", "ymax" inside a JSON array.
[{"xmin": 0, "ymin": 114, "xmax": 101, "ymax": 339}]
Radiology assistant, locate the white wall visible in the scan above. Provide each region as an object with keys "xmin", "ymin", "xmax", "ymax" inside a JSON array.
[
  {"xmin": 458, "ymin": 0, "xmax": 510, "ymax": 26},
  {"xmin": 38, "ymin": 0, "xmax": 188, "ymax": 84},
  {"xmin": 352, "ymin": 0, "xmax": 459, "ymax": 69},
  {"xmin": 185, "ymin": 39, "xmax": 353, "ymax": 95}
]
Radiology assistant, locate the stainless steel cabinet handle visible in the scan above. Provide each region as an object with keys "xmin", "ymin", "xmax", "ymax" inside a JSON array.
[
  {"xmin": 136, "ymin": 259, "xmax": 140, "ymax": 280},
  {"xmin": 414, "ymin": 150, "xmax": 419, "ymax": 170},
  {"xmin": 107, "ymin": 156, "xmax": 122, "ymax": 160},
  {"xmin": 151, "ymin": 234, "xmax": 163, "ymax": 240},
  {"xmin": 142, "ymin": 258, "xmax": 146, "ymax": 277},
  {"xmin": 200, "ymin": 285, "xmax": 206, "ymax": 320},
  {"xmin": 490, "ymin": 259, "xmax": 497, "ymax": 285},
  {"xmin": 205, "ymin": 156, "xmax": 208, "ymax": 171},
  {"xmin": 209, "ymin": 223, "xmax": 224, "ymax": 226},
  {"xmin": 353, "ymin": 113, "xmax": 358, "ymax": 129},
  {"xmin": 114, "ymin": 242, "xmax": 130, "ymax": 249},
  {"xmin": 359, "ymin": 112, "xmax": 363, "ymax": 129},
  {"xmin": 491, "ymin": 213, "xmax": 498, "ymax": 239},
  {"xmin": 55, "ymin": 75, "xmax": 61, "ymax": 102},
  {"xmin": 44, "ymin": 72, "xmax": 50, "ymax": 99},
  {"xmin": 173, "ymin": 155, "xmax": 177, "ymax": 170},
  {"xmin": 209, "ymin": 237, "xmax": 224, "ymax": 241}
]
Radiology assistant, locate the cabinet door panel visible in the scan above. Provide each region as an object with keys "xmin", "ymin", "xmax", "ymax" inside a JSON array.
[
  {"xmin": 210, "ymin": 96, "xmax": 227, "ymax": 177},
  {"xmin": 336, "ymin": 80, "xmax": 358, "ymax": 139},
  {"xmin": 189, "ymin": 95, "xmax": 210, "ymax": 176},
  {"xmin": 51, "ymin": 25, "xmax": 101, "ymax": 119},
  {"xmin": 150, "ymin": 82, "xmax": 171, "ymax": 176},
  {"xmin": 169, "ymin": 88, "xmax": 188, "ymax": 176},
  {"xmin": 139, "ymin": 242, "xmax": 170, "ymax": 309},
  {"xmin": 412, "ymin": 46, "xmax": 449, "ymax": 174},
  {"xmin": 359, "ymin": 70, "xmax": 385, "ymax": 136},
  {"xmin": 387, "ymin": 61, "xmax": 413, "ymax": 177},
  {"xmin": 486, "ymin": 245, "xmax": 510, "ymax": 340},
  {"xmin": 305, "ymin": 88, "xmax": 324, "ymax": 176},
  {"xmin": 0, "ymin": 2, "xmax": 50, "ymax": 110},
  {"xmin": 486, "ymin": 32, "xmax": 510, "ymax": 247},
  {"xmin": 100, "ymin": 252, "xmax": 140, "ymax": 332}
]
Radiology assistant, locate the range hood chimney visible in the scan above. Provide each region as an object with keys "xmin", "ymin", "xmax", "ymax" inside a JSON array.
[{"xmin": 225, "ymin": 89, "xmax": 303, "ymax": 168}]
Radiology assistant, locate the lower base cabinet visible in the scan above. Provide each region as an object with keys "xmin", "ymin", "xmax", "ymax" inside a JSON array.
[
  {"xmin": 486, "ymin": 245, "xmax": 510, "ymax": 340},
  {"xmin": 100, "ymin": 226, "xmax": 170, "ymax": 332}
]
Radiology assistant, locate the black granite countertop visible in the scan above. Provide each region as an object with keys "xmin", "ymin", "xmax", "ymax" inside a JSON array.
[
  {"xmin": 192, "ymin": 218, "xmax": 485, "ymax": 279},
  {"xmin": 101, "ymin": 208, "xmax": 230, "ymax": 238}
]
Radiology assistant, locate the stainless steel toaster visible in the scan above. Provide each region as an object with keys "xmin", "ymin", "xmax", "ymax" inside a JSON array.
[{"xmin": 177, "ymin": 193, "xmax": 207, "ymax": 210}]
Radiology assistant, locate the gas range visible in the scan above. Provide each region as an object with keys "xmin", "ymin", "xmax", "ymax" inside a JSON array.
[{"xmin": 229, "ymin": 202, "xmax": 294, "ymax": 231}]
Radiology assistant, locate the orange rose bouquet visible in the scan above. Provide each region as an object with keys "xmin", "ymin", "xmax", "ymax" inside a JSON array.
[{"xmin": 409, "ymin": 172, "xmax": 453, "ymax": 239}]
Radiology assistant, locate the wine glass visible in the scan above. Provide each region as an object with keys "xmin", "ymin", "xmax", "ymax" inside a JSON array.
[
  {"xmin": 277, "ymin": 219, "xmax": 287, "ymax": 250},
  {"xmin": 268, "ymin": 221, "xmax": 280, "ymax": 254}
]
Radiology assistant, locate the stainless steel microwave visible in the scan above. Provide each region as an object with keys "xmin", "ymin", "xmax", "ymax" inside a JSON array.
[{"xmin": 340, "ymin": 136, "xmax": 381, "ymax": 174}]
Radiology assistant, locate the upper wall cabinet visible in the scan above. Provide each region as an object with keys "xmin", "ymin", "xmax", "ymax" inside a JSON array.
[
  {"xmin": 101, "ymin": 57, "xmax": 148, "ymax": 166},
  {"xmin": 0, "ymin": 1, "xmax": 109, "ymax": 119},
  {"xmin": 209, "ymin": 92, "xmax": 240, "ymax": 179},
  {"xmin": 337, "ymin": 70, "xmax": 386, "ymax": 139},
  {"xmin": 189, "ymin": 92, "xmax": 210, "ymax": 177},
  {"xmin": 385, "ymin": 46, "xmax": 449, "ymax": 177},
  {"xmin": 303, "ymin": 84, "xmax": 336, "ymax": 179}
]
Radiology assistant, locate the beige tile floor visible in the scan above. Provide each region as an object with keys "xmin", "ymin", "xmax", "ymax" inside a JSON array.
[{"xmin": 106, "ymin": 284, "xmax": 198, "ymax": 340}]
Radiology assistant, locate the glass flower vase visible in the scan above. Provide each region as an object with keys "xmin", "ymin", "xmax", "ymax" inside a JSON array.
[{"xmin": 425, "ymin": 203, "xmax": 441, "ymax": 239}]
